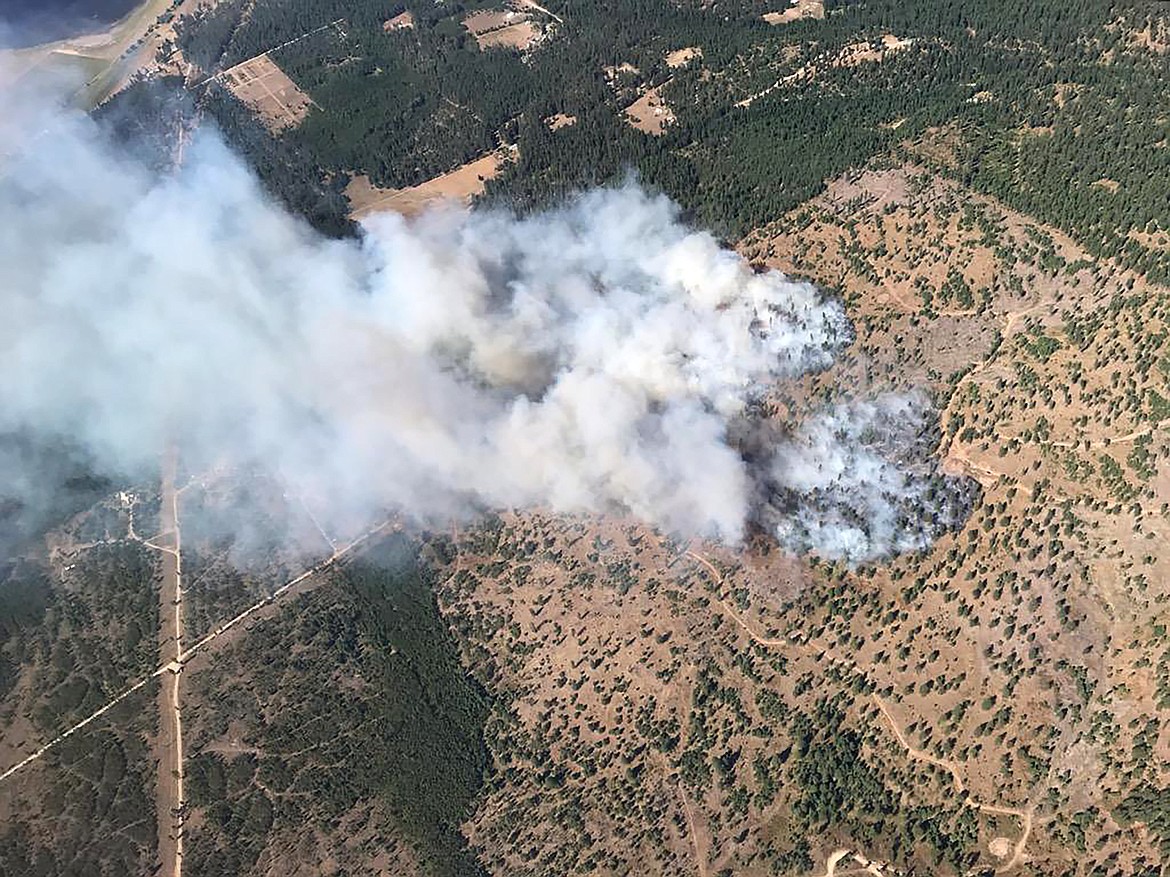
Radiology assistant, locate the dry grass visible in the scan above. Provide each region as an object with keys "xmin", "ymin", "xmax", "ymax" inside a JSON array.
[
  {"xmin": 463, "ymin": 8, "xmax": 542, "ymax": 50},
  {"xmin": 545, "ymin": 112, "xmax": 577, "ymax": 130},
  {"xmin": 625, "ymin": 86, "xmax": 675, "ymax": 135},
  {"xmin": 477, "ymin": 21, "xmax": 540, "ymax": 50},
  {"xmin": 346, "ymin": 151, "xmax": 508, "ymax": 219},
  {"xmin": 383, "ymin": 10, "xmax": 415, "ymax": 31},
  {"xmin": 665, "ymin": 46, "xmax": 702, "ymax": 68},
  {"xmin": 463, "ymin": 9, "xmax": 523, "ymax": 34},
  {"xmin": 763, "ymin": 0, "xmax": 825, "ymax": 25},
  {"xmin": 1128, "ymin": 228, "xmax": 1170, "ymax": 251},
  {"xmin": 224, "ymin": 54, "xmax": 314, "ymax": 133}
]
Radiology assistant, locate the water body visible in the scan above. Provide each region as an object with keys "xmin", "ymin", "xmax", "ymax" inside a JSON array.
[{"xmin": 1, "ymin": 0, "xmax": 143, "ymax": 48}]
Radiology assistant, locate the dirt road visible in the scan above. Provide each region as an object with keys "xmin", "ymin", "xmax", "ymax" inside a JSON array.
[
  {"xmin": 154, "ymin": 454, "xmax": 185, "ymax": 877},
  {"xmin": 684, "ymin": 550, "xmax": 1035, "ymax": 874}
]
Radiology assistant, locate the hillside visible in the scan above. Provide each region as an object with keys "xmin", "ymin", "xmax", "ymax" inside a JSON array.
[{"xmin": 1, "ymin": 0, "xmax": 1169, "ymax": 875}]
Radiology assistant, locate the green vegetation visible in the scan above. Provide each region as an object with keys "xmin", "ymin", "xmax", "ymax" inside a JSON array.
[
  {"xmin": 172, "ymin": 0, "xmax": 1170, "ymax": 283},
  {"xmin": 0, "ymin": 688, "xmax": 158, "ymax": 877},
  {"xmin": 183, "ymin": 534, "xmax": 487, "ymax": 877},
  {"xmin": 1115, "ymin": 784, "xmax": 1170, "ymax": 856}
]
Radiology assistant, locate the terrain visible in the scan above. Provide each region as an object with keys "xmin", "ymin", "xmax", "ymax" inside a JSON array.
[{"xmin": 2, "ymin": 0, "xmax": 1170, "ymax": 876}]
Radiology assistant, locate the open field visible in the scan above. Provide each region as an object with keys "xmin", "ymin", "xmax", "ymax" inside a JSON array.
[
  {"xmin": 665, "ymin": 46, "xmax": 702, "ymax": 68},
  {"xmin": 462, "ymin": 8, "xmax": 541, "ymax": 50},
  {"xmin": 223, "ymin": 55, "xmax": 314, "ymax": 133},
  {"xmin": 462, "ymin": 10, "xmax": 524, "ymax": 35},
  {"xmin": 383, "ymin": 10, "xmax": 414, "ymax": 31},
  {"xmin": 477, "ymin": 21, "xmax": 540, "ymax": 50},
  {"xmin": 346, "ymin": 151, "xmax": 507, "ymax": 219},
  {"xmin": 763, "ymin": 0, "xmax": 825, "ymax": 25},
  {"xmin": 625, "ymin": 85, "xmax": 675, "ymax": 135},
  {"xmin": 545, "ymin": 112, "xmax": 577, "ymax": 130}
]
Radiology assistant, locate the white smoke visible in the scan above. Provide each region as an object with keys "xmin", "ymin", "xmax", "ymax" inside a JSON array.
[
  {"xmin": 0, "ymin": 87, "xmax": 970, "ymax": 562},
  {"xmin": 767, "ymin": 394, "xmax": 975, "ymax": 561}
]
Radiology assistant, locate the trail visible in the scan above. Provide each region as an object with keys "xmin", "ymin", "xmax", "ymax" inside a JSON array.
[
  {"xmin": 816, "ymin": 849, "xmax": 851, "ymax": 877},
  {"xmin": 684, "ymin": 550, "xmax": 790, "ymax": 647},
  {"xmin": 872, "ymin": 694, "xmax": 1032, "ymax": 873},
  {"xmin": 684, "ymin": 551, "xmax": 1035, "ymax": 874},
  {"xmin": 517, "ymin": 0, "xmax": 564, "ymax": 24},
  {"xmin": 0, "ymin": 516, "xmax": 395, "ymax": 785},
  {"xmin": 871, "ymin": 694, "xmax": 964, "ymax": 794},
  {"xmin": 196, "ymin": 19, "xmax": 345, "ymax": 88},
  {"xmin": 677, "ymin": 782, "xmax": 707, "ymax": 877},
  {"xmin": 0, "ymin": 673, "xmax": 156, "ymax": 783}
]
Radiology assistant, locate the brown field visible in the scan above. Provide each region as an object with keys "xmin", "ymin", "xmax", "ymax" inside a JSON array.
[
  {"xmin": 383, "ymin": 10, "xmax": 415, "ymax": 30},
  {"xmin": 462, "ymin": 8, "xmax": 543, "ymax": 49},
  {"xmin": 625, "ymin": 85, "xmax": 675, "ymax": 135},
  {"xmin": 346, "ymin": 151, "xmax": 507, "ymax": 219},
  {"xmin": 763, "ymin": 0, "xmax": 825, "ymax": 25},
  {"xmin": 477, "ymin": 21, "xmax": 541, "ymax": 49},
  {"xmin": 463, "ymin": 9, "xmax": 523, "ymax": 34},
  {"xmin": 224, "ymin": 54, "xmax": 314, "ymax": 133},
  {"xmin": 665, "ymin": 46, "xmax": 703, "ymax": 68},
  {"xmin": 545, "ymin": 112, "xmax": 577, "ymax": 130}
]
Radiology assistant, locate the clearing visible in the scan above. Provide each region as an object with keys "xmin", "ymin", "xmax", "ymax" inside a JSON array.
[
  {"xmin": 462, "ymin": 9, "xmax": 542, "ymax": 50},
  {"xmin": 148, "ymin": 458, "xmax": 185, "ymax": 877},
  {"xmin": 625, "ymin": 85, "xmax": 675, "ymax": 135},
  {"xmin": 223, "ymin": 54, "xmax": 315, "ymax": 133},
  {"xmin": 383, "ymin": 10, "xmax": 415, "ymax": 31},
  {"xmin": 763, "ymin": 0, "xmax": 825, "ymax": 25},
  {"xmin": 346, "ymin": 151, "xmax": 508, "ymax": 219},
  {"xmin": 545, "ymin": 112, "xmax": 577, "ymax": 130},
  {"xmin": 665, "ymin": 46, "xmax": 703, "ymax": 68}
]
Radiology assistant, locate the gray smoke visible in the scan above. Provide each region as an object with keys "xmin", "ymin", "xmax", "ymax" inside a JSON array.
[
  {"xmin": 0, "ymin": 86, "xmax": 969, "ymax": 562},
  {"xmin": 765, "ymin": 394, "xmax": 978, "ymax": 561}
]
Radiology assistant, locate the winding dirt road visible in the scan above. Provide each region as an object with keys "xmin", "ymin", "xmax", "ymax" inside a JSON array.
[{"xmin": 684, "ymin": 551, "xmax": 1035, "ymax": 874}]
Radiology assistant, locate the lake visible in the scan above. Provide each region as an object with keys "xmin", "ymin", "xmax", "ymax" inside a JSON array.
[{"xmin": 1, "ymin": 0, "xmax": 143, "ymax": 48}]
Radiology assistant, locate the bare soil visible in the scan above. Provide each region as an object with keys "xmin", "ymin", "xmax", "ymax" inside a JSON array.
[
  {"xmin": 625, "ymin": 85, "xmax": 675, "ymax": 135},
  {"xmin": 665, "ymin": 46, "xmax": 702, "ymax": 68},
  {"xmin": 346, "ymin": 151, "xmax": 507, "ymax": 219},
  {"xmin": 224, "ymin": 54, "xmax": 314, "ymax": 133},
  {"xmin": 763, "ymin": 0, "xmax": 825, "ymax": 25}
]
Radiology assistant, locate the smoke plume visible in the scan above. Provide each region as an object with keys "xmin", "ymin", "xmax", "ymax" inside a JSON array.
[{"xmin": 0, "ymin": 86, "xmax": 971, "ymax": 562}]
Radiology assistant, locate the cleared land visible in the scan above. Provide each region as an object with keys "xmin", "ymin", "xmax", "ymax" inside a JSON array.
[
  {"xmin": 150, "ymin": 460, "xmax": 185, "ymax": 877},
  {"xmin": 545, "ymin": 112, "xmax": 577, "ymax": 130},
  {"xmin": 763, "ymin": 0, "xmax": 825, "ymax": 25},
  {"xmin": 383, "ymin": 10, "xmax": 415, "ymax": 31},
  {"xmin": 665, "ymin": 46, "xmax": 702, "ymax": 68},
  {"xmin": 478, "ymin": 22, "xmax": 540, "ymax": 50},
  {"xmin": 346, "ymin": 151, "xmax": 506, "ymax": 219},
  {"xmin": 223, "ymin": 55, "xmax": 314, "ymax": 133},
  {"xmin": 625, "ymin": 85, "xmax": 675, "ymax": 135},
  {"xmin": 462, "ymin": 9, "xmax": 541, "ymax": 50}
]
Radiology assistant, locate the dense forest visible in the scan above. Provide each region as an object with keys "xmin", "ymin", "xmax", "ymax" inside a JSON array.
[
  {"xmin": 183, "ymin": 534, "xmax": 488, "ymax": 877},
  {"xmin": 170, "ymin": 0, "xmax": 1169, "ymax": 275},
  {"xmin": 0, "ymin": 509, "xmax": 161, "ymax": 877}
]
